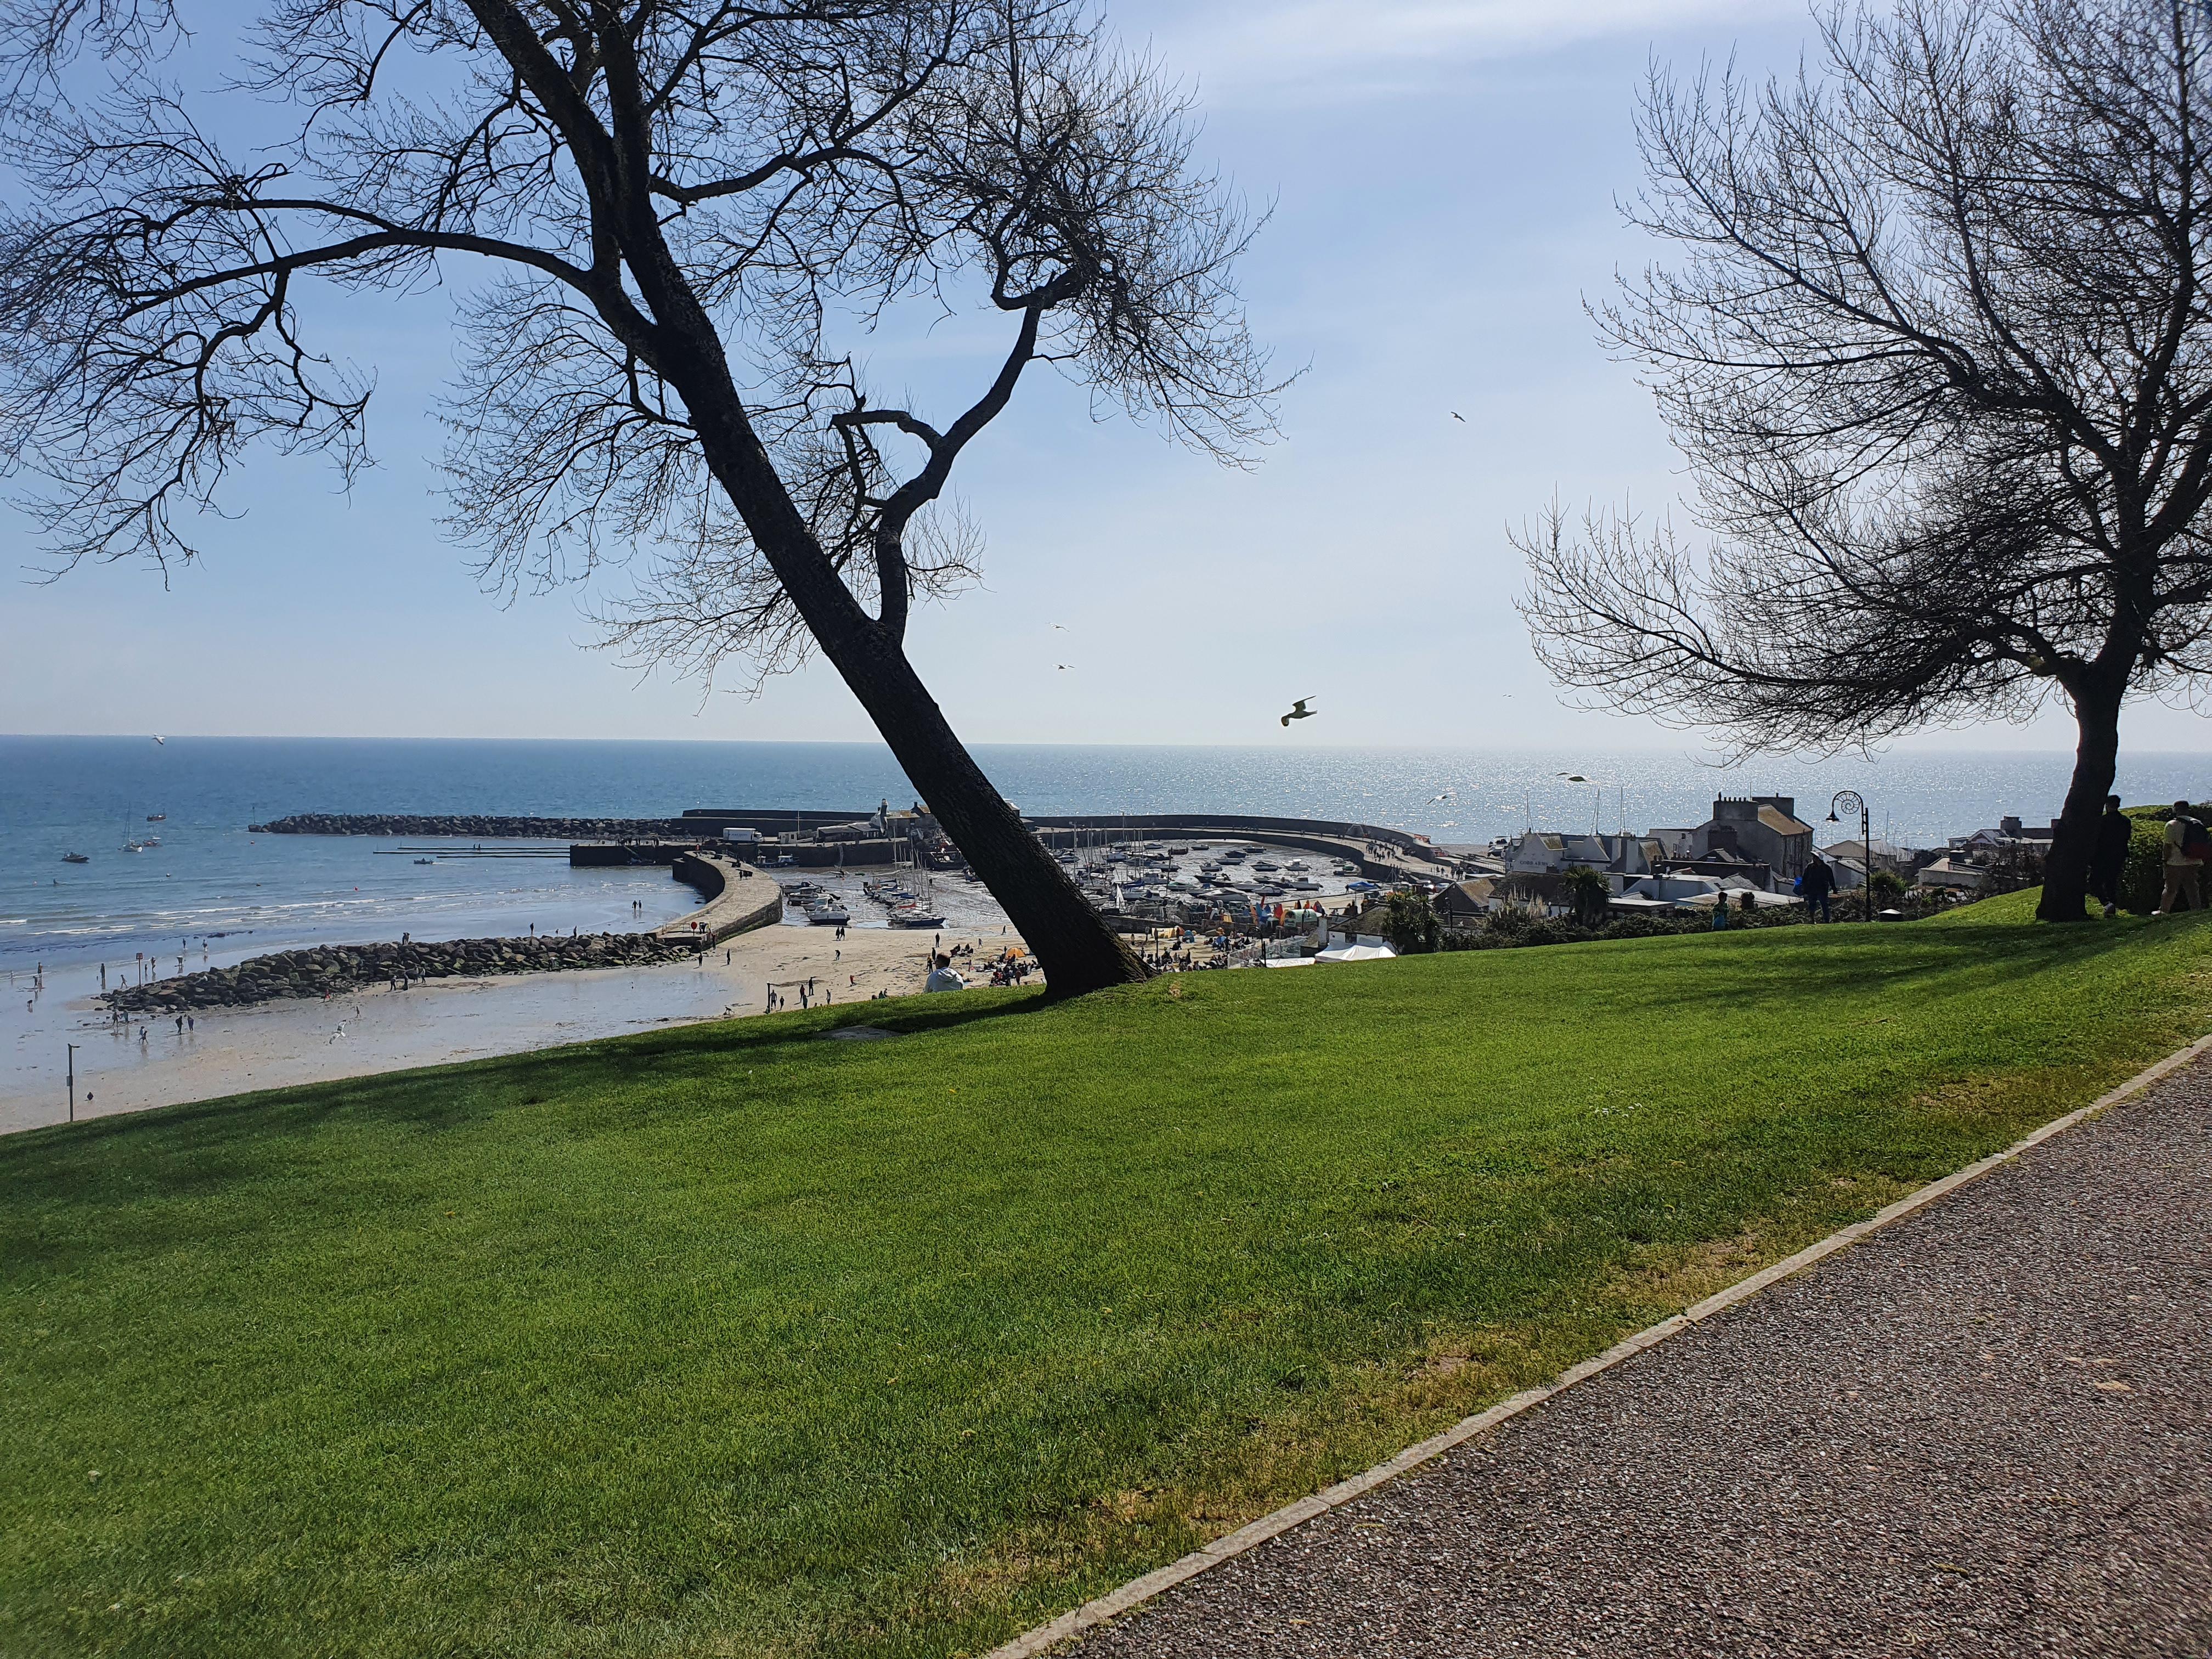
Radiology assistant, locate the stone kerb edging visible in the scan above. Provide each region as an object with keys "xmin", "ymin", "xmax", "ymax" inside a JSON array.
[
  {"xmin": 979, "ymin": 1027, "xmax": 2212, "ymax": 1659},
  {"xmin": 655, "ymin": 853, "xmax": 781, "ymax": 946}
]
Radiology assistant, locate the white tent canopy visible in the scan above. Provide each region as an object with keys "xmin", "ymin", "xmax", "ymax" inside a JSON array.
[{"xmin": 1316, "ymin": 943, "xmax": 1397, "ymax": 963}]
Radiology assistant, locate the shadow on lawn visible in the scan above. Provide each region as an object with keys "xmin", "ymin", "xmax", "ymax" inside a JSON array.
[
  {"xmin": 0, "ymin": 985, "xmax": 1057, "ymax": 1172},
  {"xmin": 1612, "ymin": 909, "xmax": 2197, "ymax": 1017}
]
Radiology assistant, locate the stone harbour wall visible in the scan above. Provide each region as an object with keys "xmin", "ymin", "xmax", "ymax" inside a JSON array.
[
  {"xmin": 101, "ymin": 932, "xmax": 706, "ymax": 1014},
  {"xmin": 250, "ymin": 812, "xmax": 700, "ymax": 839}
]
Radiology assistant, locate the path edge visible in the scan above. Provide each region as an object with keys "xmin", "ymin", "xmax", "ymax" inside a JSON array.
[{"xmin": 979, "ymin": 1027, "xmax": 2212, "ymax": 1659}]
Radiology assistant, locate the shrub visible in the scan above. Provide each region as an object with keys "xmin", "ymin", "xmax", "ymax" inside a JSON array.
[{"xmin": 1381, "ymin": 889, "xmax": 1442, "ymax": 954}]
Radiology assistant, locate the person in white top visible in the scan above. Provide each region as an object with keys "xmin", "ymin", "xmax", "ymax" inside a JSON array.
[{"xmin": 924, "ymin": 952, "xmax": 967, "ymax": 993}]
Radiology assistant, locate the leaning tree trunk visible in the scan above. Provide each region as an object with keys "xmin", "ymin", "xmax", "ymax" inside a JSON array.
[
  {"xmin": 673, "ymin": 383, "xmax": 1150, "ymax": 994},
  {"xmin": 808, "ymin": 612, "xmax": 1149, "ymax": 994},
  {"xmin": 2038, "ymin": 683, "xmax": 2123, "ymax": 923}
]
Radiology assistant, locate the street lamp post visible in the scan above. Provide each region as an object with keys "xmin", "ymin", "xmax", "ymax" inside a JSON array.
[{"xmin": 1828, "ymin": 791, "xmax": 1872, "ymax": 922}]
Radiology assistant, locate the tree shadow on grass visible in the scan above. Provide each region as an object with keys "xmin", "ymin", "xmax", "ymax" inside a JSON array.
[
  {"xmin": 0, "ymin": 986, "xmax": 1060, "ymax": 1190},
  {"xmin": 1620, "ymin": 909, "xmax": 2204, "ymax": 1017}
]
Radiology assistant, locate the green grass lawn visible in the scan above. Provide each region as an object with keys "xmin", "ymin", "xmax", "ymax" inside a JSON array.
[{"xmin": 6, "ymin": 894, "xmax": 2211, "ymax": 1658}]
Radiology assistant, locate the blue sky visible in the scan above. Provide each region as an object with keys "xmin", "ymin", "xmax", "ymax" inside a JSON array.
[{"xmin": 3, "ymin": 0, "xmax": 2207, "ymax": 757}]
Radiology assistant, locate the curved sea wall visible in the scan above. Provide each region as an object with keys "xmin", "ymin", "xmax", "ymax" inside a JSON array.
[
  {"xmin": 1020, "ymin": 812, "xmax": 1442, "ymax": 857},
  {"xmin": 657, "ymin": 853, "xmax": 783, "ymax": 945}
]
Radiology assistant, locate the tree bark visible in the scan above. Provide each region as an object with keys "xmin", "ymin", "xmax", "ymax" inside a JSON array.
[
  {"xmin": 2039, "ymin": 685, "xmax": 2123, "ymax": 923},
  {"xmin": 804, "ymin": 614, "xmax": 1149, "ymax": 994},
  {"xmin": 661, "ymin": 348, "xmax": 1151, "ymax": 996}
]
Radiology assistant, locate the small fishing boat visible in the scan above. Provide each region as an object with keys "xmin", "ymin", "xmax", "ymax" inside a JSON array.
[
  {"xmin": 413, "ymin": 857, "xmax": 436, "ymax": 865},
  {"xmin": 888, "ymin": 911, "xmax": 945, "ymax": 928},
  {"xmin": 146, "ymin": 813, "xmax": 166, "ymax": 822},
  {"xmin": 61, "ymin": 851, "xmax": 89, "ymax": 864}
]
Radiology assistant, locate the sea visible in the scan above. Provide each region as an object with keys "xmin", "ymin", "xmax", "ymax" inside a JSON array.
[{"xmin": 5, "ymin": 734, "xmax": 2210, "ymax": 976}]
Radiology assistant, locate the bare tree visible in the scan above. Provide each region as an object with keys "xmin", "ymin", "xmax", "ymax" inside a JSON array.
[
  {"xmin": 0, "ymin": 0, "xmax": 1278, "ymax": 993},
  {"xmin": 1515, "ymin": 0, "xmax": 2212, "ymax": 922}
]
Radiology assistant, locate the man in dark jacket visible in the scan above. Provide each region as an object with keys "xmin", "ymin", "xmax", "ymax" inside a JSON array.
[
  {"xmin": 1800, "ymin": 852, "xmax": 1837, "ymax": 922},
  {"xmin": 2091, "ymin": 795, "xmax": 2134, "ymax": 918}
]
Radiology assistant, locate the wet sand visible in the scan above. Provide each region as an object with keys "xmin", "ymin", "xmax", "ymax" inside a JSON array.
[{"xmin": 1, "ymin": 916, "xmax": 1028, "ymax": 1136}]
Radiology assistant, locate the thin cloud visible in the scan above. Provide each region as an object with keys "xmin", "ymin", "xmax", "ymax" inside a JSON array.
[{"xmin": 1143, "ymin": 0, "xmax": 1793, "ymax": 99}]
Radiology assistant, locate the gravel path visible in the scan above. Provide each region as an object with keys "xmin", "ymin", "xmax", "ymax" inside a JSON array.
[{"xmin": 1075, "ymin": 1058, "xmax": 2212, "ymax": 1658}]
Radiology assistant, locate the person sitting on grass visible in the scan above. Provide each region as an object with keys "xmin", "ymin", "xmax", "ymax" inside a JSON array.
[
  {"xmin": 2158, "ymin": 802, "xmax": 2208, "ymax": 915},
  {"xmin": 924, "ymin": 953, "xmax": 966, "ymax": 994}
]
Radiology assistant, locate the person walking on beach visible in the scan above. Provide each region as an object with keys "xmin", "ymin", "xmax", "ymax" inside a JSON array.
[
  {"xmin": 2091, "ymin": 795, "xmax": 2134, "ymax": 917},
  {"xmin": 2158, "ymin": 802, "xmax": 2207, "ymax": 913}
]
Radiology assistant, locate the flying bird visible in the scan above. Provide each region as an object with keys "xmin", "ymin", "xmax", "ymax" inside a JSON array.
[
  {"xmin": 150, "ymin": 735, "xmax": 166, "ymax": 746},
  {"xmin": 1280, "ymin": 697, "xmax": 1317, "ymax": 727},
  {"xmin": 1558, "ymin": 772, "xmax": 1588, "ymax": 783},
  {"xmin": 1053, "ymin": 624, "xmax": 1069, "ymax": 631},
  {"xmin": 1450, "ymin": 411, "xmax": 1465, "ymax": 422},
  {"xmin": 1428, "ymin": 789, "xmax": 1455, "ymax": 804},
  {"xmin": 1057, "ymin": 663, "xmax": 1074, "ymax": 671}
]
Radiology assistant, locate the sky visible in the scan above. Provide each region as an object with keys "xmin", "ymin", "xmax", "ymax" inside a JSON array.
[{"xmin": 3, "ymin": 0, "xmax": 2209, "ymax": 758}]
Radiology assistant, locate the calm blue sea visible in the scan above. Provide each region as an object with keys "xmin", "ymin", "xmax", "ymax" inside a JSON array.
[{"xmin": 4, "ymin": 735, "xmax": 2209, "ymax": 972}]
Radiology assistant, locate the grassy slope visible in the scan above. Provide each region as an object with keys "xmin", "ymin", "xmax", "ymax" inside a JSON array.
[{"xmin": 5, "ymin": 895, "xmax": 2210, "ymax": 1658}]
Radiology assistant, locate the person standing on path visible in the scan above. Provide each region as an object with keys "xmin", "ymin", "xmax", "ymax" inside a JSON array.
[
  {"xmin": 2158, "ymin": 801, "xmax": 2206, "ymax": 914},
  {"xmin": 2091, "ymin": 795, "xmax": 2134, "ymax": 917}
]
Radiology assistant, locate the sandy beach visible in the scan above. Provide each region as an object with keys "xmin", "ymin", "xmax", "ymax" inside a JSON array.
[{"xmin": 1, "ymin": 912, "xmax": 1029, "ymax": 1136}]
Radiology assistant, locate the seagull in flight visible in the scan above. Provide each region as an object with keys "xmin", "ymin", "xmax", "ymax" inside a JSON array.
[
  {"xmin": 1450, "ymin": 411, "xmax": 1465, "ymax": 422},
  {"xmin": 1280, "ymin": 697, "xmax": 1317, "ymax": 727},
  {"xmin": 1057, "ymin": 663, "xmax": 1074, "ymax": 671},
  {"xmin": 1428, "ymin": 788, "xmax": 1455, "ymax": 804},
  {"xmin": 1558, "ymin": 771, "xmax": 1589, "ymax": 783},
  {"xmin": 1053, "ymin": 624, "xmax": 1069, "ymax": 631},
  {"xmin": 150, "ymin": 735, "xmax": 166, "ymax": 746}
]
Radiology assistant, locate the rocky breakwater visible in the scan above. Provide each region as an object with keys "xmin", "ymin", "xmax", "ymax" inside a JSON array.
[
  {"xmin": 102, "ymin": 932, "xmax": 704, "ymax": 1014},
  {"xmin": 249, "ymin": 812, "xmax": 699, "ymax": 839}
]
